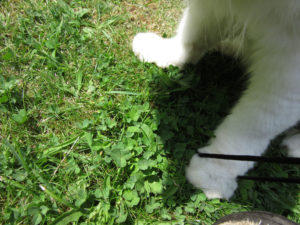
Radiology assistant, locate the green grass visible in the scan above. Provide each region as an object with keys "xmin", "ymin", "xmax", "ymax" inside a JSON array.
[{"xmin": 0, "ymin": 0, "xmax": 299, "ymax": 224}]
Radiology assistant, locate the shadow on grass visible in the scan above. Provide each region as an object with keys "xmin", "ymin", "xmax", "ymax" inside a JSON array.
[{"xmin": 151, "ymin": 52, "xmax": 300, "ymax": 220}]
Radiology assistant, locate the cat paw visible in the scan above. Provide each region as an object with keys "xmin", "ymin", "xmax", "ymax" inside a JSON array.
[
  {"xmin": 132, "ymin": 32, "xmax": 186, "ymax": 68},
  {"xmin": 186, "ymin": 152, "xmax": 238, "ymax": 200},
  {"xmin": 282, "ymin": 133, "xmax": 300, "ymax": 157}
]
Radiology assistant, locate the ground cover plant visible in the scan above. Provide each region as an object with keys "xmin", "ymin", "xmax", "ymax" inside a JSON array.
[{"xmin": 0, "ymin": 0, "xmax": 299, "ymax": 224}]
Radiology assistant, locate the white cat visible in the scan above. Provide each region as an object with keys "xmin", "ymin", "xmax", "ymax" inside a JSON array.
[{"xmin": 132, "ymin": 0, "xmax": 300, "ymax": 199}]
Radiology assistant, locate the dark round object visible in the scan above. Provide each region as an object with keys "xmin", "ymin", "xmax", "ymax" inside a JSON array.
[{"xmin": 213, "ymin": 211, "xmax": 299, "ymax": 225}]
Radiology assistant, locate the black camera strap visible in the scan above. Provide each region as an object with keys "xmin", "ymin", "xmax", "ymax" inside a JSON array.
[{"xmin": 197, "ymin": 152, "xmax": 300, "ymax": 183}]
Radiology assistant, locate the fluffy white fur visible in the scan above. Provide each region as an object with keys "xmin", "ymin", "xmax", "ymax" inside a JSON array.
[{"xmin": 132, "ymin": 0, "xmax": 300, "ymax": 199}]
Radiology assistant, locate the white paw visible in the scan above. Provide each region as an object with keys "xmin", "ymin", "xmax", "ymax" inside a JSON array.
[
  {"xmin": 186, "ymin": 153, "xmax": 238, "ymax": 200},
  {"xmin": 132, "ymin": 32, "xmax": 186, "ymax": 68},
  {"xmin": 282, "ymin": 133, "xmax": 300, "ymax": 157}
]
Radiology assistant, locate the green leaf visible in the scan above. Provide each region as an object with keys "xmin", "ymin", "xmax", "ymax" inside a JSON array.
[
  {"xmin": 75, "ymin": 189, "xmax": 87, "ymax": 207},
  {"xmin": 105, "ymin": 118, "xmax": 116, "ymax": 128},
  {"xmin": 94, "ymin": 176, "xmax": 111, "ymax": 199},
  {"xmin": 84, "ymin": 132, "xmax": 93, "ymax": 148},
  {"xmin": 0, "ymin": 94, "xmax": 8, "ymax": 103},
  {"xmin": 0, "ymin": 105, "xmax": 8, "ymax": 113},
  {"xmin": 160, "ymin": 208, "xmax": 171, "ymax": 220},
  {"xmin": 107, "ymin": 144, "xmax": 131, "ymax": 168},
  {"xmin": 45, "ymin": 39, "xmax": 57, "ymax": 49},
  {"xmin": 184, "ymin": 204, "xmax": 196, "ymax": 213},
  {"xmin": 78, "ymin": 119, "xmax": 92, "ymax": 129},
  {"xmin": 127, "ymin": 108, "xmax": 141, "ymax": 122},
  {"xmin": 123, "ymin": 190, "xmax": 140, "ymax": 207},
  {"xmin": 143, "ymin": 150, "xmax": 154, "ymax": 160},
  {"xmin": 138, "ymin": 159, "xmax": 149, "ymax": 170},
  {"xmin": 124, "ymin": 175, "xmax": 137, "ymax": 189},
  {"xmin": 204, "ymin": 204, "xmax": 215, "ymax": 214},
  {"xmin": 141, "ymin": 124, "xmax": 153, "ymax": 139},
  {"xmin": 50, "ymin": 210, "xmax": 82, "ymax": 225},
  {"xmin": 145, "ymin": 199, "xmax": 160, "ymax": 213},
  {"xmin": 148, "ymin": 181, "xmax": 163, "ymax": 194},
  {"xmin": 190, "ymin": 192, "xmax": 207, "ymax": 203},
  {"xmin": 94, "ymin": 189, "xmax": 101, "ymax": 198},
  {"xmin": 76, "ymin": 71, "xmax": 83, "ymax": 94},
  {"xmin": 127, "ymin": 126, "xmax": 141, "ymax": 133},
  {"xmin": 40, "ymin": 206, "xmax": 49, "ymax": 215},
  {"xmin": 116, "ymin": 205, "xmax": 127, "ymax": 223},
  {"xmin": 2, "ymin": 48, "xmax": 14, "ymax": 61},
  {"xmin": 12, "ymin": 171, "xmax": 27, "ymax": 181},
  {"xmin": 32, "ymin": 213, "xmax": 42, "ymax": 225},
  {"xmin": 12, "ymin": 109, "xmax": 28, "ymax": 124},
  {"xmin": 164, "ymin": 186, "xmax": 178, "ymax": 199}
]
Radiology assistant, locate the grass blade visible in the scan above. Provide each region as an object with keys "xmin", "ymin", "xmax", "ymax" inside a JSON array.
[
  {"xmin": 39, "ymin": 184, "xmax": 79, "ymax": 210},
  {"xmin": 49, "ymin": 209, "xmax": 83, "ymax": 225},
  {"xmin": 40, "ymin": 133, "xmax": 84, "ymax": 158},
  {"xmin": 3, "ymin": 139, "xmax": 30, "ymax": 173},
  {"xmin": 106, "ymin": 90, "xmax": 141, "ymax": 96}
]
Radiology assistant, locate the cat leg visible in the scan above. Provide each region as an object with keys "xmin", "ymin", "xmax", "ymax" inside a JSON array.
[
  {"xmin": 186, "ymin": 53, "xmax": 300, "ymax": 199},
  {"xmin": 132, "ymin": 32, "xmax": 187, "ymax": 68},
  {"xmin": 132, "ymin": 1, "xmax": 229, "ymax": 68},
  {"xmin": 282, "ymin": 133, "xmax": 300, "ymax": 157}
]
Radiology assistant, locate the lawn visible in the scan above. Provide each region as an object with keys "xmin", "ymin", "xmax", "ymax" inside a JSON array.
[{"xmin": 0, "ymin": 0, "xmax": 299, "ymax": 224}]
